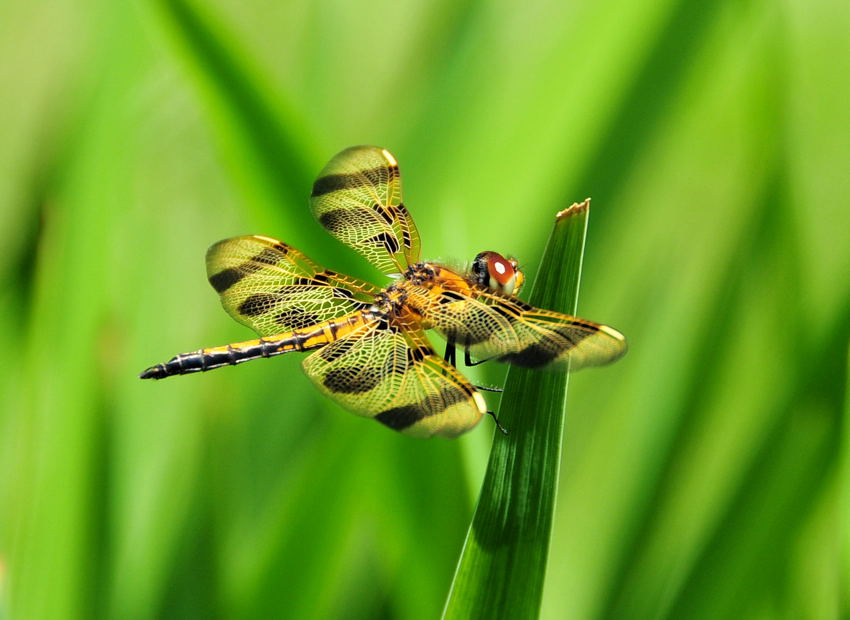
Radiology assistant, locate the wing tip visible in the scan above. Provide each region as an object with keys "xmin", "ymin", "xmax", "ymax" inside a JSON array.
[
  {"xmin": 252, "ymin": 234, "xmax": 284, "ymax": 245},
  {"xmin": 380, "ymin": 148, "xmax": 398, "ymax": 166},
  {"xmin": 598, "ymin": 324, "xmax": 629, "ymax": 361}
]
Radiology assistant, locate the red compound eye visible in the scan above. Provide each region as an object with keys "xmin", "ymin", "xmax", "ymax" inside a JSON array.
[{"xmin": 485, "ymin": 252, "xmax": 515, "ymax": 286}]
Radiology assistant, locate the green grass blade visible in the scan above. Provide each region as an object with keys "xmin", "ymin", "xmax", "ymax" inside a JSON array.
[
  {"xmin": 844, "ymin": 342, "xmax": 850, "ymax": 614},
  {"xmin": 443, "ymin": 199, "xmax": 592, "ymax": 619},
  {"xmin": 149, "ymin": 0, "xmax": 320, "ymax": 235}
]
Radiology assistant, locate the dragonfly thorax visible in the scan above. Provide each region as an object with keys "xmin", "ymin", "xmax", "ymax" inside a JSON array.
[{"xmin": 403, "ymin": 262, "xmax": 438, "ymax": 285}]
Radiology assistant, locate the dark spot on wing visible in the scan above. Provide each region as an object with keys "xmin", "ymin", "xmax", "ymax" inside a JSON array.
[
  {"xmin": 323, "ymin": 367, "xmax": 383, "ymax": 394},
  {"xmin": 252, "ymin": 248, "xmax": 283, "ymax": 265},
  {"xmin": 275, "ymin": 308, "xmax": 321, "ymax": 329},
  {"xmin": 373, "ymin": 203, "xmax": 394, "ymax": 225},
  {"xmin": 375, "ymin": 405, "xmax": 422, "ymax": 430},
  {"xmin": 318, "ymin": 209, "xmax": 350, "ymax": 232},
  {"xmin": 363, "ymin": 232, "xmax": 400, "ymax": 254},
  {"xmin": 439, "ymin": 291, "xmax": 467, "ymax": 303},
  {"xmin": 275, "ymin": 285, "xmax": 308, "ymax": 298},
  {"xmin": 491, "ymin": 305, "xmax": 519, "ymax": 321},
  {"xmin": 375, "ymin": 387, "xmax": 468, "ymax": 430},
  {"xmin": 406, "ymin": 346, "xmax": 431, "ymax": 364},
  {"xmin": 311, "ymin": 166, "xmax": 391, "ymax": 196},
  {"xmin": 238, "ymin": 293, "xmax": 278, "ymax": 317},
  {"xmin": 499, "ymin": 324, "xmax": 595, "ymax": 368},
  {"xmin": 500, "ymin": 344, "xmax": 559, "ymax": 368},
  {"xmin": 209, "ymin": 268, "xmax": 243, "ymax": 293},
  {"xmin": 208, "ymin": 247, "xmax": 283, "ymax": 293}
]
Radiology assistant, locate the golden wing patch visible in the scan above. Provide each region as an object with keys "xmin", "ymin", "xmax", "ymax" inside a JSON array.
[
  {"xmin": 206, "ymin": 235, "xmax": 381, "ymax": 336},
  {"xmin": 302, "ymin": 319, "xmax": 485, "ymax": 438},
  {"xmin": 310, "ymin": 145, "xmax": 421, "ymax": 275}
]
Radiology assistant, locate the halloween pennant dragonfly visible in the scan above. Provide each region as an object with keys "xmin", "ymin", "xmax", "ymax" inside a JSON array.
[{"xmin": 140, "ymin": 146, "xmax": 626, "ymax": 438}]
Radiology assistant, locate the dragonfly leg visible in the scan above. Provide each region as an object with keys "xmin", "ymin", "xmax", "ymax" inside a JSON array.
[
  {"xmin": 443, "ymin": 340, "xmax": 502, "ymax": 392},
  {"xmin": 487, "ymin": 410, "xmax": 508, "ymax": 435},
  {"xmin": 445, "ymin": 344, "xmax": 502, "ymax": 392},
  {"xmin": 443, "ymin": 341, "xmax": 457, "ymax": 367},
  {"xmin": 464, "ymin": 349, "xmax": 495, "ymax": 367}
]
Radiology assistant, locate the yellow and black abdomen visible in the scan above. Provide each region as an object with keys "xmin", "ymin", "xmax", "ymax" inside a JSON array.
[{"xmin": 140, "ymin": 311, "xmax": 371, "ymax": 379}]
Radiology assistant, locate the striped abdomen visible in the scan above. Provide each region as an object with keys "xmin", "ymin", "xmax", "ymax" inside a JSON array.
[{"xmin": 140, "ymin": 311, "xmax": 370, "ymax": 379}]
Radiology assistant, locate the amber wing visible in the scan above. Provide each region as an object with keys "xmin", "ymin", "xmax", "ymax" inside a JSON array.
[
  {"xmin": 310, "ymin": 146, "xmax": 421, "ymax": 275},
  {"xmin": 206, "ymin": 235, "xmax": 381, "ymax": 336},
  {"xmin": 424, "ymin": 288, "xmax": 627, "ymax": 370},
  {"xmin": 302, "ymin": 319, "xmax": 486, "ymax": 438}
]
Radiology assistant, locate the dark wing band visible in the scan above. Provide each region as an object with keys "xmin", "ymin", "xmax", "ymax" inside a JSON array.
[
  {"xmin": 310, "ymin": 146, "xmax": 421, "ymax": 275},
  {"xmin": 206, "ymin": 235, "xmax": 381, "ymax": 336},
  {"xmin": 425, "ymin": 288, "xmax": 627, "ymax": 371},
  {"xmin": 302, "ymin": 319, "xmax": 485, "ymax": 438}
]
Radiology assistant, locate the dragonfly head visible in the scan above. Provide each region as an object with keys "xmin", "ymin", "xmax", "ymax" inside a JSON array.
[{"xmin": 472, "ymin": 251, "xmax": 525, "ymax": 296}]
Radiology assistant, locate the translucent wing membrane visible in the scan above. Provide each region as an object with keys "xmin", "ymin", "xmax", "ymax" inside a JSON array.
[
  {"xmin": 310, "ymin": 146, "xmax": 421, "ymax": 274},
  {"xmin": 206, "ymin": 235, "xmax": 381, "ymax": 336},
  {"xmin": 302, "ymin": 319, "xmax": 485, "ymax": 438},
  {"xmin": 425, "ymin": 288, "xmax": 627, "ymax": 371}
]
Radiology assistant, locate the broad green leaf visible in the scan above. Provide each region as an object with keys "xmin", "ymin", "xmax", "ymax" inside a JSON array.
[{"xmin": 149, "ymin": 0, "xmax": 319, "ymax": 235}]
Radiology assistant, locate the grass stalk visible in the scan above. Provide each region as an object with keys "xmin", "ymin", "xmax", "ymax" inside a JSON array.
[{"xmin": 443, "ymin": 199, "xmax": 591, "ymax": 619}]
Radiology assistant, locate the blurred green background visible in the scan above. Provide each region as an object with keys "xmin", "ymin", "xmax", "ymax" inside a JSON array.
[{"xmin": 1, "ymin": 0, "xmax": 848, "ymax": 618}]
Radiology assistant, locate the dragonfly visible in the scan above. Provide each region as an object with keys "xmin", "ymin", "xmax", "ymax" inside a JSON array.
[{"xmin": 140, "ymin": 146, "xmax": 627, "ymax": 438}]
